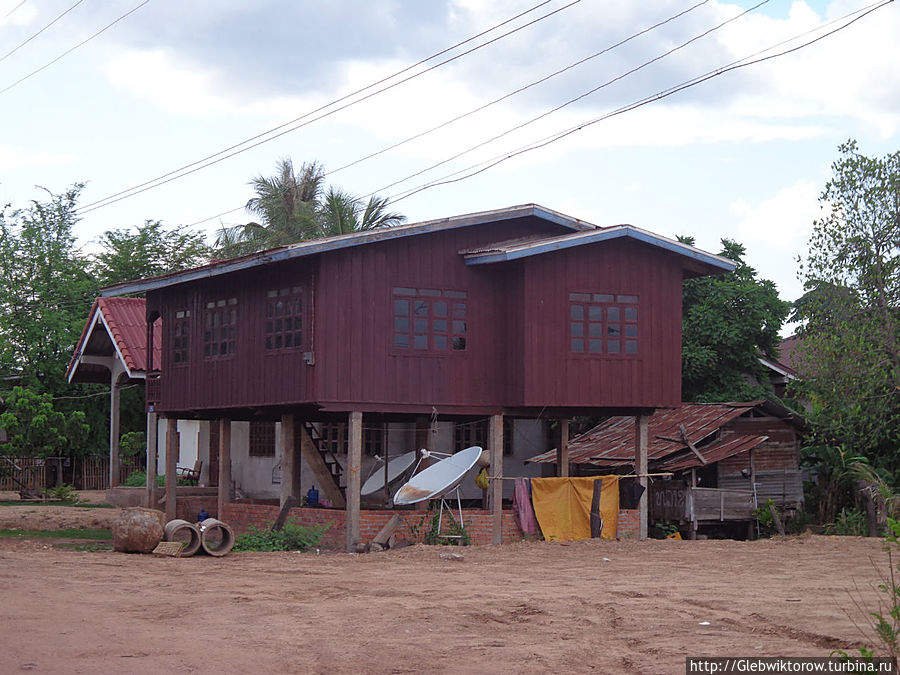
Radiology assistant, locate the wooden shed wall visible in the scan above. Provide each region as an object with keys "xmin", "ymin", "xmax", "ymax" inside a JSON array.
[{"xmin": 519, "ymin": 239, "xmax": 684, "ymax": 408}]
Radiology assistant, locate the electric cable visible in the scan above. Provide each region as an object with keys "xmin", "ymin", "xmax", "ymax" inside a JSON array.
[{"xmin": 0, "ymin": 0, "xmax": 84, "ymax": 65}]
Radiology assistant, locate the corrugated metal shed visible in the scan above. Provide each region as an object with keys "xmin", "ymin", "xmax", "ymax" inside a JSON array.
[{"xmin": 527, "ymin": 402, "xmax": 799, "ymax": 471}]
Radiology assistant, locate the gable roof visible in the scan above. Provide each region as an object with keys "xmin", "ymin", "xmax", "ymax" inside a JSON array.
[
  {"xmin": 527, "ymin": 400, "xmax": 802, "ymax": 471},
  {"xmin": 100, "ymin": 204, "xmax": 733, "ymax": 297},
  {"xmin": 67, "ymin": 297, "xmax": 160, "ymax": 383}
]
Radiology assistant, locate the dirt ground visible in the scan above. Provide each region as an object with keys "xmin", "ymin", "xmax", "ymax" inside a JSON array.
[{"xmin": 0, "ymin": 494, "xmax": 892, "ymax": 675}]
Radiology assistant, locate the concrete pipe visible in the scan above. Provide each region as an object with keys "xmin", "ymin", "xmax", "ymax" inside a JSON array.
[
  {"xmin": 199, "ymin": 518, "xmax": 235, "ymax": 557},
  {"xmin": 163, "ymin": 519, "xmax": 202, "ymax": 557}
]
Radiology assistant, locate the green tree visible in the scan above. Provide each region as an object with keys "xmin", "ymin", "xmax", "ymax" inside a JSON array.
[
  {"xmin": 0, "ymin": 185, "xmax": 97, "ymax": 391},
  {"xmin": 0, "ymin": 386, "xmax": 89, "ymax": 458},
  {"xmin": 793, "ymin": 140, "xmax": 900, "ymax": 471},
  {"xmin": 215, "ymin": 158, "xmax": 405, "ymax": 256},
  {"xmin": 93, "ymin": 219, "xmax": 210, "ymax": 286},
  {"xmin": 680, "ymin": 237, "xmax": 790, "ymax": 402}
]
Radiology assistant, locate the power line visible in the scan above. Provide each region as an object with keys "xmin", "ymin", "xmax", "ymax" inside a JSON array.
[
  {"xmin": 368, "ymin": 0, "xmax": 770, "ymax": 198},
  {"xmin": 76, "ymin": 0, "xmax": 582, "ymax": 215},
  {"xmin": 0, "ymin": 0, "xmax": 84, "ymax": 65},
  {"xmin": 183, "ymin": 0, "xmax": 716, "ymax": 229},
  {"xmin": 0, "ymin": 0, "xmax": 151, "ymax": 96},
  {"xmin": 1, "ymin": 0, "xmax": 27, "ymax": 23},
  {"xmin": 387, "ymin": 0, "xmax": 895, "ymax": 205}
]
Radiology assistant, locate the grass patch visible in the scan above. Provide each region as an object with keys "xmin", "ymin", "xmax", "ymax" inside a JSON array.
[
  {"xmin": 0, "ymin": 528, "xmax": 112, "ymax": 540},
  {"xmin": 0, "ymin": 501, "xmax": 115, "ymax": 508},
  {"xmin": 53, "ymin": 542, "xmax": 114, "ymax": 552}
]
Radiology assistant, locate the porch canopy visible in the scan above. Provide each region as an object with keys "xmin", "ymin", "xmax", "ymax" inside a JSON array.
[{"xmin": 66, "ymin": 297, "xmax": 160, "ymax": 486}]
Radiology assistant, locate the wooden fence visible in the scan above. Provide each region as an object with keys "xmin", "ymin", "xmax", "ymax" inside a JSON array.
[
  {"xmin": 73, "ymin": 456, "xmax": 144, "ymax": 490},
  {"xmin": 0, "ymin": 457, "xmax": 49, "ymax": 491},
  {"xmin": 0, "ymin": 456, "xmax": 143, "ymax": 492}
]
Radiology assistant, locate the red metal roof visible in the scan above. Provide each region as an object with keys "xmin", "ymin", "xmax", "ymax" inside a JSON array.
[{"xmin": 67, "ymin": 297, "xmax": 161, "ymax": 382}]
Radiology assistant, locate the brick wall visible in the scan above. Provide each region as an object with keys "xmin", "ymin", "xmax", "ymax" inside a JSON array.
[{"xmin": 222, "ymin": 503, "xmax": 640, "ymax": 548}]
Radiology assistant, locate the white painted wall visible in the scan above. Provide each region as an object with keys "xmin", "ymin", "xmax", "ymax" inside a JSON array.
[{"xmin": 155, "ymin": 419, "xmax": 200, "ymax": 477}]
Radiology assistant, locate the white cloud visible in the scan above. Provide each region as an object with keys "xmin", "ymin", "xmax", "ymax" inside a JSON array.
[{"xmin": 0, "ymin": 146, "xmax": 74, "ymax": 172}]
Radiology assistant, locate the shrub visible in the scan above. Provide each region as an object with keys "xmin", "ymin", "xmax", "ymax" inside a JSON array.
[
  {"xmin": 45, "ymin": 484, "xmax": 80, "ymax": 504},
  {"xmin": 824, "ymin": 507, "xmax": 867, "ymax": 536},
  {"xmin": 233, "ymin": 520, "xmax": 329, "ymax": 552},
  {"xmin": 122, "ymin": 471, "xmax": 165, "ymax": 487}
]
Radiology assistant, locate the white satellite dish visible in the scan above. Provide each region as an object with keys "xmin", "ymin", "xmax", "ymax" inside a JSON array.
[
  {"xmin": 393, "ymin": 446, "xmax": 483, "ymax": 505},
  {"xmin": 360, "ymin": 450, "xmax": 418, "ymax": 497}
]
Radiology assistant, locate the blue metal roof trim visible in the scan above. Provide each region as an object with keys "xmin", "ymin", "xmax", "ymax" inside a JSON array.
[
  {"xmin": 463, "ymin": 226, "xmax": 735, "ymax": 272},
  {"xmin": 100, "ymin": 204, "xmax": 588, "ymax": 297}
]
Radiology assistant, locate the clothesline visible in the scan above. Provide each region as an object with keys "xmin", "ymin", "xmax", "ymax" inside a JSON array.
[{"xmin": 488, "ymin": 472, "xmax": 672, "ymax": 480}]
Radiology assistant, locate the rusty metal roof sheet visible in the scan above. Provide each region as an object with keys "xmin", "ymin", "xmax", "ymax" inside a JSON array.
[
  {"xmin": 528, "ymin": 402, "xmax": 760, "ymax": 466},
  {"xmin": 67, "ymin": 297, "xmax": 161, "ymax": 383},
  {"xmin": 658, "ymin": 434, "xmax": 769, "ymax": 472}
]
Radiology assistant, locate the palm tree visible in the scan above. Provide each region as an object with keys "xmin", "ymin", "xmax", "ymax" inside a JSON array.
[{"xmin": 214, "ymin": 158, "xmax": 405, "ymax": 258}]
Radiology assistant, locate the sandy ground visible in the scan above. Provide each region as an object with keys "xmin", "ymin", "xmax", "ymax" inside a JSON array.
[
  {"xmin": 0, "ymin": 503, "xmax": 892, "ymax": 675},
  {"xmin": 0, "ymin": 491, "xmax": 122, "ymax": 531}
]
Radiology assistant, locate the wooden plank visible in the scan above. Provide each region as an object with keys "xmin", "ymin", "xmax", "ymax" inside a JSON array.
[
  {"xmin": 769, "ymin": 502, "xmax": 785, "ymax": 536},
  {"xmin": 346, "ymin": 411, "xmax": 363, "ymax": 553},
  {"xmin": 217, "ymin": 418, "xmax": 231, "ymax": 519},
  {"xmin": 272, "ymin": 496, "xmax": 297, "ymax": 531},
  {"xmin": 678, "ymin": 423, "xmax": 707, "ymax": 465},
  {"xmin": 635, "ymin": 413, "xmax": 650, "ymax": 539},
  {"xmin": 490, "ymin": 414, "xmax": 503, "ymax": 545},
  {"xmin": 556, "ymin": 419, "xmax": 569, "ymax": 477},
  {"xmin": 590, "ymin": 479, "xmax": 603, "ymax": 538},
  {"xmin": 372, "ymin": 514, "xmax": 401, "ymax": 547},
  {"xmin": 298, "ymin": 423, "xmax": 345, "ymax": 508},
  {"xmin": 165, "ymin": 418, "xmax": 178, "ymax": 522}
]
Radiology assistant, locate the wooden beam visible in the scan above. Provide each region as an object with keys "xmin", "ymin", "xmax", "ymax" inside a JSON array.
[
  {"xmin": 490, "ymin": 414, "xmax": 503, "ymax": 545},
  {"xmin": 678, "ymin": 423, "xmax": 707, "ymax": 465},
  {"xmin": 556, "ymin": 419, "xmax": 569, "ymax": 477},
  {"xmin": 298, "ymin": 424, "xmax": 345, "ymax": 508},
  {"xmin": 280, "ymin": 414, "xmax": 299, "ymax": 510},
  {"xmin": 634, "ymin": 413, "xmax": 650, "ymax": 540},
  {"xmin": 145, "ymin": 411, "xmax": 157, "ymax": 508},
  {"xmin": 346, "ymin": 411, "xmax": 363, "ymax": 553},
  {"xmin": 217, "ymin": 419, "xmax": 231, "ymax": 519},
  {"xmin": 165, "ymin": 418, "xmax": 178, "ymax": 522}
]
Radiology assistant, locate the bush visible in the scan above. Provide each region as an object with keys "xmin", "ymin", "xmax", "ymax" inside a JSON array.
[
  {"xmin": 45, "ymin": 484, "xmax": 80, "ymax": 504},
  {"xmin": 824, "ymin": 507, "xmax": 867, "ymax": 536},
  {"xmin": 122, "ymin": 471, "xmax": 165, "ymax": 487},
  {"xmin": 233, "ymin": 520, "xmax": 329, "ymax": 552}
]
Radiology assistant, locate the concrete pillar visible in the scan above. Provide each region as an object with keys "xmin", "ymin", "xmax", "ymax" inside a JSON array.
[
  {"xmin": 165, "ymin": 418, "xmax": 178, "ymax": 522},
  {"xmin": 346, "ymin": 411, "xmax": 363, "ymax": 552},
  {"xmin": 556, "ymin": 418, "xmax": 569, "ymax": 477},
  {"xmin": 145, "ymin": 411, "xmax": 158, "ymax": 508},
  {"xmin": 280, "ymin": 414, "xmax": 300, "ymax": 509},
  {"xmin": 108, "ymin": 366, "xmax": 125, "ymax": 487},
  {"xmin": 490, "ymin": 414, "xmax": 504, "ymax": 545},
  {"xmin": 635, "ymin": 413, "xmax": 650, "ymax": 540},
  {"xmin": 217, "ymin": 419, "xmax": 232, "ymax": 519}
]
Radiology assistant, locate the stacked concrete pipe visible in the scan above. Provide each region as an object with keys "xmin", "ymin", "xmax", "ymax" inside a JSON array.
[
  {"xmin": 199, "ymin": 518, "xmax": 235, "ymax": 557},
  {"xmin": 163, "ymin": 519, "xmax": 202, "ymax": 557}
]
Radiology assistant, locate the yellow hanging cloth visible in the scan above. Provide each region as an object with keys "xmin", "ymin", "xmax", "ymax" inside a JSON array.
[{"xmin": 530, "ymin": 476, "xmax": 619, "ymax": 541}]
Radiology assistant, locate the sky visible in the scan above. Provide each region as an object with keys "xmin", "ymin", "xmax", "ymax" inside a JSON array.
[{"xmin": 1, "ymin": 0, "xmax": 898, "ymax": 323}]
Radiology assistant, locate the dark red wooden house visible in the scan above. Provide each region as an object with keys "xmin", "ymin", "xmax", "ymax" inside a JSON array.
[{"xmin": 103, "ymin": 204, "xmax": 733, "ymax": 548}]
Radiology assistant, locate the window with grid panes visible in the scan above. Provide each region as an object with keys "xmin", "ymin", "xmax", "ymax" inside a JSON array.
[
  {"xmin": 203, "ymin": 297, "xmax": 237, "ymax": 358},
  {"xmin": 392, "ymin": 287, "xmax": 467, "ymax": 352},
  {"xmin": 248, "ymin": 421, "xmax": 276, "ymax": 457},
  {"xmin": 265, "ymin": 286, "xmax": 303, "ymax": 351},
  {"xmin": 569, "ymin": 292, "xmax": 638, "ymax": 355},
  {"xmin": 320, "ymin": 422, "xmax": 384, "ymax": 457},
  {"xmin": 454, "ymin": 419, "xmax": 514, "ymax": 455},
  {"xmin": 173, "ymin": 309, "xmax": 190, "ymax": 364}
]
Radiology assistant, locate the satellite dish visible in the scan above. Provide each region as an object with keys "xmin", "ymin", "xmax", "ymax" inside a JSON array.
[
  {"xmin": 360, "ymin": 451, "xmax": 418, "ymax": 496},
  {"xmin": 393, "ymin": 446, "xmax": 483, "ymax": 505}
]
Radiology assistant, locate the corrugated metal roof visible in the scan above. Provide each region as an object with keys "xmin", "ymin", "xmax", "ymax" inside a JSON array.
[
  {"xmin": 658, "ymin": 434, "xmax": 769, "ymax": 472},
  {"xmin": 67, "ymin": 297, "xmax": 160, "ymax": 382},
  {"xmin": 462, "ymin": 225, "xmax": 736, "ymax": 272},
  {"xmin": 100, "ymin": 204, "xmax": 594, "ymax": 297},
  {"xmin": 528, "ymin": 402, "xmax": 760, "ymax": 466}
]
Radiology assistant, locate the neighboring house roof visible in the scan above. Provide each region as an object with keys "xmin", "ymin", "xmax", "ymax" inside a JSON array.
[
  {"xmin": 66, "ymin": 297, "xmax": 161, "ymax": 383},
  {"xmin": 100, "ymin": 204, "xmax": 735, "ymax": 297},
  {"xmin": 527, "ymin": 400, "xmax": 802, "ymax": 471},
  {"xmin": 777, "ymin": 335, "xmax": 803, "ymax": 376}
]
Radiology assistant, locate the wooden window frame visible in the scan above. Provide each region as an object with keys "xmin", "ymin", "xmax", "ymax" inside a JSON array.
[
  {"xmin": 391, "ymin": 287, "xmax": 467, "ymax": 355},
  {"xmin": 568, "ymin": 292, "xmax": 639, "ymax": 357},
  {"xmin": 248, "ymin": 421, "xmax": 276, "ymax": 457},
  {"xmin": 454, "ymin": 418, "xmax": 514, "ymax": 455},
  {"xmin": 265, "ymin": 286, "xmax": 304, "ymax": 352},
  {"xmin": 203, "ymin": 297, "xmax": 238, "ymax": 359},
  {"xmin": 172, "ymin": 309, "xmax": 191, "ymax": 365}
]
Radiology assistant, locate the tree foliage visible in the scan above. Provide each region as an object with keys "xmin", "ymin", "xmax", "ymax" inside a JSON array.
[
  {"xmin": 92, "ymin": 219, "xmax": 210, "ymax": 286},
  {"xmin": 793, "ymin": 140, "xmax": 900, "ymax": 471},
  {"xmin": 0, "ymin": 185, "xmax": 97, "ymax": 390},
  {"xmin": 680, "ymin": 237, "xmax": 790, "ymax": 402},
  {"xmin": 0, "ymin": 386, "xmax": 89, "ymax": 458},
  {"xmin": 215, "ymin": 158, "xmax": 405, "ymax": 257}
]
